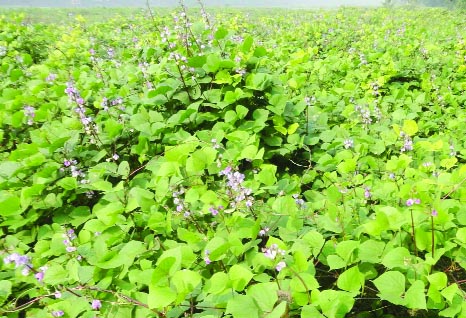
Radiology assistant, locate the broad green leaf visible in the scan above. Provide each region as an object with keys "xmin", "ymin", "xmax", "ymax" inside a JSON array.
[
  {"xmin": 0, "ymin": 280, "xmax": 12, "ymax": 305},
  {"xmin": 247, "ymin": 282, "xmax": 278, "ymax": 312},
  {"xmin": 382, "ymin": 247, "xmax": 411, "ymax": 269},
  {"xmin": 405, "ymin": 280, "xmax": 427, "ymax": 309},
  {"xmin": 402, "ymin": 119, "xmax": 418, "ymax": 136},
  {"xmin": 57, "ymin": 177, "xmax": 77, "ymax": 190},
  {"xmin": 337, "ymin": 266, "xmax": 365, "ymax": 293},
  {"xmin": 204, "ymin": 272, "xmax": 229, "ymax": 295},
  {"xmin": 290, "ymin": 273, "xmax": 319, "ymax": 292},
  {"xmin": 172, "ymin": 270, "xmax": 202, "ymax": 301},
  {"xmin": 225, "ymin": 295, "xmax": 260, "ymax": 318},
  {"xmin": 229, "ymin": 264, "xmax": 253, "ymax": 291},
  {"xmin": 148, "ymin": 286, "xmax": 176, "ymax": 309},
  {"xmin": 288, "ymin": 123, "xmax": 299, "ymax": 135},
  {"xmin": 373, "ymin": 271, "xmax": 406, "ymax": 306},
  {"xmin": 318, "ymin": 290, "xmax": 355, "ymax": 318}
]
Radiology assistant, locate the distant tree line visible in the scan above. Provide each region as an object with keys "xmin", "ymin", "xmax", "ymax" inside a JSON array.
[{"xmin": 384, "ymin": 0, "xmax": 466, "ymax": 8}]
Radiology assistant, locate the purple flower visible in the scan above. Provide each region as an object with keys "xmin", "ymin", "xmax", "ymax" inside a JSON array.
[
  {"xmin": 54, "ymin": 291, "xmax": 62, "ymax": 299},
  {"xmin": 263, "ymin": 244, "xmax": 285, "ymax": 260},
  {"xmin": 259, "ymin": 227, "xmax": 269, "ymax": 237},
  {"xmin": 66, "ymin": 246, "xmax": 77, "ymax": 253},
  {"xmin": 91, "ymin": 299, "xmax": 102, "ymax": 310},
  {"xmin": 52, "ymin": 310, "xmax": 64, "ymax": 317},
  {"xmin": 276, "ymin": 261, "xmax": 286, "ymax": 272},
  {"xmin": 204, "ymin": 250, "xmax": 211, "ymax": 265},
  {"xmin": 209, "ymin": 207, "xmax": 219, "ymax": 216},
  {"xmin": 23, "ymin": 105, "xmax": 35, "ymax": 125},
  {"xmin": 3, "ymin": 253, "xmax": 30, "ymax": 268},
  {"xmin": 343, "ymin": 139, "xmax": 354, "ymax": 149},
  {"xmin": 406, "ymin": 198, "xmax": 420, "ymax": 207},
  {"xmin": 46, "ymin": 73, "xmax": 57, "ymax": 82},
  {"xmin": 35, "ymin": 271, "xmax": 45, "ymax": 282},
  {"xmin": 364, "ymin": 187, "xmax": 371, "ymax": 199},
  {"xmin": 431, "ymin": 209, "xmax": 438, "ymax": 217}
]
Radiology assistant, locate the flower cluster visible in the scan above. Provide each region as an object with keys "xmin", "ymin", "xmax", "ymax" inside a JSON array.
[
  {"xmin": 449, "ymin": 143, "xmax": 456, "ymax": 157},
  {"xmin": 304, "ymin": 95, "xmax": 316, "ymax": 107},
  {"xmin": 173, "ymin": 188, "xmax": 191, "ymax": 217},
  {"xmin": 46, "ymin": 73, "xmax": 57, "ymax": 83},
  {"xmin": 359, "ymin": 53, "xmax": 368, "ymax": 65},
  {"xmin": 220, "ymin": 166, "xmax": 254, "ymax": 208},
  {"xmin": 400, "ymin": 131, "xmax": 413, "ymax": 153},
  {"xmin": 259, "ymin": 227, "xmax": 270, "ymax": 237},
  {"xmin": 406, "ymin": 198, "xmax": 421, "ymax": 207},
  {"xmin": 63, "ymin": 229, "xmax": 78, "ymax": 253},
  {"xmin": 292, "ymin": 194, "xmax": 306, "ymax": 209},
  {"xmin": 364, "ymin": 187, "xmax": 372, "ymax": 199},
  {"xmin": 62, "ymin": 158, "xmax": 88, "ymax": 184},
  {"xmin": 343, "ymin": 138, "xmax": 354, "ymax": 149},
  {"xmin": 211, "ymin": 138, "xmax": 221, "ymax": 149},
  {"xmin": 65, "ymin": 82, "xmax": 96, "ymax": 136},
  {"xmin": 3, "ymin": 253, "xmax": 31, "ymax": 276},
  {"xmin": 209, "ymin": 205, "xmax": 224, "ymax": 216},
  {"xmin": 91, "ymin": 299, "xmax": 102, "ymax": 310},
  {"xmin": 23, "ymin": 105, "xmax": 35, "ymax": 125},
  {"xmin": 204, "ymin": 250, "xmax": 211, "ymax": 265},
  {"xmin": 263, "ymin": 244, "xmax": 285, "ymax": 260},
  {"xmin": 138, "ymin": 62, "xmax": 154, "ymax": 90},
  {"xmin": 370, "ymin": 82, "xmax": 380, "ymax": 97},
  {"xmin": 262, "ymin": 244, "xmax": 287, "ymax": 272},
  {"xmin": 354, "ymin": 104, "xmax": 372, "ymax": 126},
  {"xmin": 3, "ymin": 252, "xmax": 47, "ymax": 282}
]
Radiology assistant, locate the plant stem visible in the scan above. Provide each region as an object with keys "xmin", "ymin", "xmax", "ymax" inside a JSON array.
[{"xmin": 410, "ymin": 209, "xmax": 418, "ymax": 258}]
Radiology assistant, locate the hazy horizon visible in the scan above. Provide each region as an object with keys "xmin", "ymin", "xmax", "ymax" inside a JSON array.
[{"xmin": 0, "ymin": 0, "xmax": 384, "ymax": 8}]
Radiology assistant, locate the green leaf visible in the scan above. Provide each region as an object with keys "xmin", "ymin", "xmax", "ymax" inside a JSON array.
[
  {"xmin": 229, "ymin": 264, "xmax": 253, "ymax": 292},
  {"xmin": 318, "ymin": 290, "xmax": 355, "ymax": 318},
  {"xmin": 427, "ymin": 272, "xmax": 448, "ymax": 290},
  {"xmin": 148, "ymin": 286, "xmax": 176, "ymax": 309},
  {"xmin": 268, "ymin": 302, "xmax": 288, "ymax": 318},
  {"xmin": 441, "ymin": 283, "xmax": 459, "ymax": 303},
  {"xmin": 405, "ymin": 280, "xmax": 427, "ymax": 309},
  {"xmin": 172, "ymin": 270, "xmax": 202, "ymax": 301},
  {"xmin": 327, "ymin": 255, "xmax": 346, "ymax": 270},
  {"xmin": 288, "ymin": 123, "xmax": 299, "ymax": 135},
  {"xmin": 204, "ymin": 272, "xmax": 229, "ymax": 295},
  {"xmin": 93, "ymin": 201, "xmax": 124, "ymax": 226},
  {"xmin": 57, "ymin": 177, "xmax": 77, "ymax": 190},
  {"xmin": 337, "ymin": 266, "xmax": 365, "ymax": 293},
  {"xmin": 0, "ymin": 193, "xmax": 21, "ymax": 216},
  {"xmin": 335, "ymin": 240, "xmax": 359, "ymax": 263},
  {"xmin": 43, "ymin": 264, "xmax": 69, "ymax": 285},
  {"xmin": 402, "ymin": 119, "xmax": 418, "ymax": 136},
  {"xmin": 382, "ymin": 247, "xmax": 411, "ymax": 269},
  {"xmin": 247, "ymin": 282, "xmax": 278, "ymax": 312},
  {"xmin": 373, "ymin": 271, "xmax": 406, "ymax": 305},
  {"xmin": 255, "ymin": 164, "xmax": 277, "ymax": 186},
  {"xmin": 117, "ymin": 161, "xmax": 130, "ymax": 178},
  {"xmin": 0, "ymin": 280, "xmax": 12, "ymax": 305},
  {"xmin": 225, "ymin": 295, "xmax": 260, "ymax": 318},
  {"xmin": 214, "ymin": 27, "xmax": 228, "ymax": 40},
  {"xmin": 358, "ymin": 240, "xmax": 385, "ymax": 263},
  {"xmin": 290, "ymin": 273, "xmax": 319, "ymax": 292}
]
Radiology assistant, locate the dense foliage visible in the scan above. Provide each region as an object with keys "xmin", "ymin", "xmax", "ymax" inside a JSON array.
[{"xmin": 1, "ymin": 5, "xmax": 466, "ymax": 318}]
